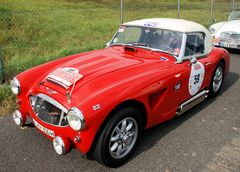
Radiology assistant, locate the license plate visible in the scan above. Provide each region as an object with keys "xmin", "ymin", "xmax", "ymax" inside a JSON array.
[
  {"xmin": 230, "ymin": 45, "xmax": 237, "ymax": 48},
  {"xmin": 33, "ymin": 119, "xmax": 55, "ymax": 138},
  {"xmin": 229, "ymin": 43, "xmax": 238, "ymax": 48},
  {"xmin": 220, "ymin": 41, "xmax": 239, "ymax": 48},
  {"xmin": 221, "ymin": 42, "xmax": 229, "ymax": 47}
]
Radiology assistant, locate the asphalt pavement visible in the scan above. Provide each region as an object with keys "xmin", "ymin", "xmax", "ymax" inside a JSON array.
[{"xmin": 0, "ymin": 52, "xmax": 240, "ymax": 172}]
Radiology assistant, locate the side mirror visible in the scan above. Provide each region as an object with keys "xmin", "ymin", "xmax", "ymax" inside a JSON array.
[
  {"xmin": 106, "ymin": 42, "xmax": 110, "ymax": 47},
  {"xmin": 190, "ymin": 56, "xmax": 197, "ymax": 64}
]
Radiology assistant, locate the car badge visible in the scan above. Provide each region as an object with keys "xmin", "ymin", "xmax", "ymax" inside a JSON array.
[
  {"xmin": 160, "ymin": 57, "xmax": 169, "ymax": 61},
  {"xmin": 175, "ymin": 82, "xmax": 181, "ymax": 91},
  {"xmin": 93, "ymin": 104, "xmax": 101, "ymax": 111},
  {"xmin": 144, "ymin": 22, "xmax": 158, "ymax": 28}
]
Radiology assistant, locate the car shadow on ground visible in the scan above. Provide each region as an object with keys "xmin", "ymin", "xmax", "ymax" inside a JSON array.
[
  {"xmin": 226, "ymin": 48, "xmax": 240, "ymax": 55},
  {"xmin": 5, "ymin": 72, "xmax": 238, "ymax": 170},
  {"xmin": 131, "ymin": 71, "xmax": 239, "ymax": 161}
]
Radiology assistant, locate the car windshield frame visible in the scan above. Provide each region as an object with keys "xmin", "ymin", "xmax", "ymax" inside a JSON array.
[
  {"xmin": 228, "ymin": 11, "xmax": 240, "ymax": 21},
  {"xmin": 109, "ymin": 25, "xmax": 185, "ymax": 60}
]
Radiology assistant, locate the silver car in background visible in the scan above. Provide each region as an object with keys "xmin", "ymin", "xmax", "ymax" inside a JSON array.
[{"xmin": 209, "ymin": 11, "xmax": 240, "ymax": 50}]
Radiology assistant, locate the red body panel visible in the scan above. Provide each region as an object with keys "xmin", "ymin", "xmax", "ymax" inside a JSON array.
[{"xmin": 15, "ymin": 46, "xmax": 230, "ymax": 154}]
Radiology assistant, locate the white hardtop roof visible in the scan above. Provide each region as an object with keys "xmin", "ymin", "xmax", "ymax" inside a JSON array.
[{"xmin": 123, "ymin": 18, "xmax": 209, "ymax": 33}]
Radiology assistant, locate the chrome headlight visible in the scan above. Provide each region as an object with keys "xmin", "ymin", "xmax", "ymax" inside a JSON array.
[
  {"xmin": 10, "ymin": 78, "xmax": 20, "ymax": 95},
  {"xmin": 53, "ymin": 136, "xmax": 66, "ymax": 155},
  {"xmin": 209, "ymin": 27, "xmax": 215, "ymax": 34},
  {"xmin": 13, "ymin": 110, "xmax": 23, "ymax": 126},
  {"xmin": 67, "ymin": 107, "xmax": 85, "ymax": 131}
]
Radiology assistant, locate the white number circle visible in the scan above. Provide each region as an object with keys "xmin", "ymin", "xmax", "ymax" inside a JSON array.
[{"xmin": 189, "ymin": 62, "xmax": 205, "ymax": 96}]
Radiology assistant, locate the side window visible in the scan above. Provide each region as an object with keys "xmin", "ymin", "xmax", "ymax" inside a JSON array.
[{"xmin": 184, "ymin": 33, "xmax": 205, "ymax": 57}]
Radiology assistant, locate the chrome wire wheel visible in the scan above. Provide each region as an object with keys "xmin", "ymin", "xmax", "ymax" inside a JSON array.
[
  {"xmin": 109, "ymin": 117, "xmax": 138, "ymax": 159},
  {"xmin": 212, "ymin": 66, "xmax": 223, "ymax": 93}
]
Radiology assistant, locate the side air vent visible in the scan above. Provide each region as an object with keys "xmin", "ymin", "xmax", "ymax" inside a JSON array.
[{"xmin": 148, "ymin": 89, "xmax": 166, "ymax": 110}]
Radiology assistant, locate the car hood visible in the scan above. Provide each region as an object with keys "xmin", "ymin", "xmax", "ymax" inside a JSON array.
[
  {"xmin": 215, "ymin": 20, "xmax": 240, "ymax": 37},
  {"xmin": 41, "ymin": 47, "xmax": 144, "ymax": 95}
]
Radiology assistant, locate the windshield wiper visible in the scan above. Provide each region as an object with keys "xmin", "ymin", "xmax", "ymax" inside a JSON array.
[
  {"xmin": 131, "ymin": 43, "xmax": 148, "ymax": 47},
  {"xmin": 109, "ymin": 43, "xmax": 132, "ymax": 47},
  {"xmin": 110, "ymin": 43, "xmax": 147, "ymax": 47},
  {"xmin": 109, "ymin": 43, "xmax": 177, "ymax": 59},
  {"xmin": 148, "ymin": 48, "xmax": 178, "ymax": 59},
  {"xmin": 131, "ymin": 43, "xmax": 176, "ymax": 57}
]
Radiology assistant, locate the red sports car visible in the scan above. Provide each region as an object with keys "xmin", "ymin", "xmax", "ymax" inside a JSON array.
[{"xmin": 11, "ymin": 18, "xmax": 230, "ymax": 167}]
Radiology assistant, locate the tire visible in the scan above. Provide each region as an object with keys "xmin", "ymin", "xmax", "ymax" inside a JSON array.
[
  {"xmin": 209, "ymin": 62, "xmax": 224, "ymax": 97},
  {"xmin": 92, "ymin": 107, "xmax": 143, "ymax": 167}
]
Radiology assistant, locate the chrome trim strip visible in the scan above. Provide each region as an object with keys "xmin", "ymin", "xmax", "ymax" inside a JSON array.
[
  {"xmin": 58, "ymin": 111, "xmax": 65, "ymax": 126},
  {"xmin": 178, "ymin": 32, "xmax": 187, "ymax": 63},
  {"xmin": 47, "ymin": 77, "xmax": 68, "ymax": 89},
  {"xmin": 181, "ymin": 90, "xmax": 208, "ymax": 107}
]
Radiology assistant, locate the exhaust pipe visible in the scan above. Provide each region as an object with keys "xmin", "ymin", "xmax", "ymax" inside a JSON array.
[{"xmin": 176, "ymin": 90, "xmax": 209, "ymax": 116}]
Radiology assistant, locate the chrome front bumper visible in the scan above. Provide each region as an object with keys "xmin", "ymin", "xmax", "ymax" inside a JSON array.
[{"xmin": 218, "ymin": 41, "xmax": 240, "ymax": 49}]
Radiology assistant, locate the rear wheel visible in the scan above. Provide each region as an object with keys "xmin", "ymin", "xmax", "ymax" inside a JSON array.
[
  {"xmin": 92, "ymin": 107, "xmax": 143, "ymax": 167},
  {"xmin": 209, "ymin": 62, "xmax": 224, "ymax": 97}
]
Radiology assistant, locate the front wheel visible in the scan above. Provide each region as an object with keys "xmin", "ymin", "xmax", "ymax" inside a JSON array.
[
  {"xmin": 209, "ymin": 62, "xmax": 224, "ymax": 97},
  {"xmin": 92, "ymin": 107, "xmax": 143, "ymax": 167}
]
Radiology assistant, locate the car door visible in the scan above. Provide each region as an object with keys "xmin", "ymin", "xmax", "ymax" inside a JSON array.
[
  {"xmin": 179, "ymin": 32, "xmax": 212, "ymax": 104},
  {"xmin": 150, "ymin": 32, "xmax": 212, "ymax": 124}
]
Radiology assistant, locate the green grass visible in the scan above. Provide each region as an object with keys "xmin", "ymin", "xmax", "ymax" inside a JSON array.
[{"xmin": 0, "ymin": 0, "xmax": 238, "ymax": 114}]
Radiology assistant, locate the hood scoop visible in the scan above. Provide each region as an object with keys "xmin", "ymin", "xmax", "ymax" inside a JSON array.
[
  {"xmin": 124, "ymin": 46, "xmax": 136, "ymax": 52},
  {"xmin": 46, "ymin": 67, "xmax": 83, "ymax": 89}
]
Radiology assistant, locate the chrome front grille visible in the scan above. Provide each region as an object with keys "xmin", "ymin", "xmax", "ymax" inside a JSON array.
[
  {"xmin": 220, "ymin": 32, "xmax": 240, "ymax": 42},
  {"xmin": 220, "ymin": 32, "xmax": 230, "ymax": 41},
  {"xmin": 30, "ymin": 94, "xmax": 68, "ymax": 126},
  {"xmin": 230, "ymin": 34, "xmax": 240, "ymax": 40}
]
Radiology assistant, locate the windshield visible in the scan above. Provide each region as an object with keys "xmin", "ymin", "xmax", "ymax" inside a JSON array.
[
  {"xmin": 228, "ymin": 11, "xmax": 240, "ymax": 21},
  {"xmin": 110, "ymin": 26, "xmax": 183, "ymax": 57}
]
